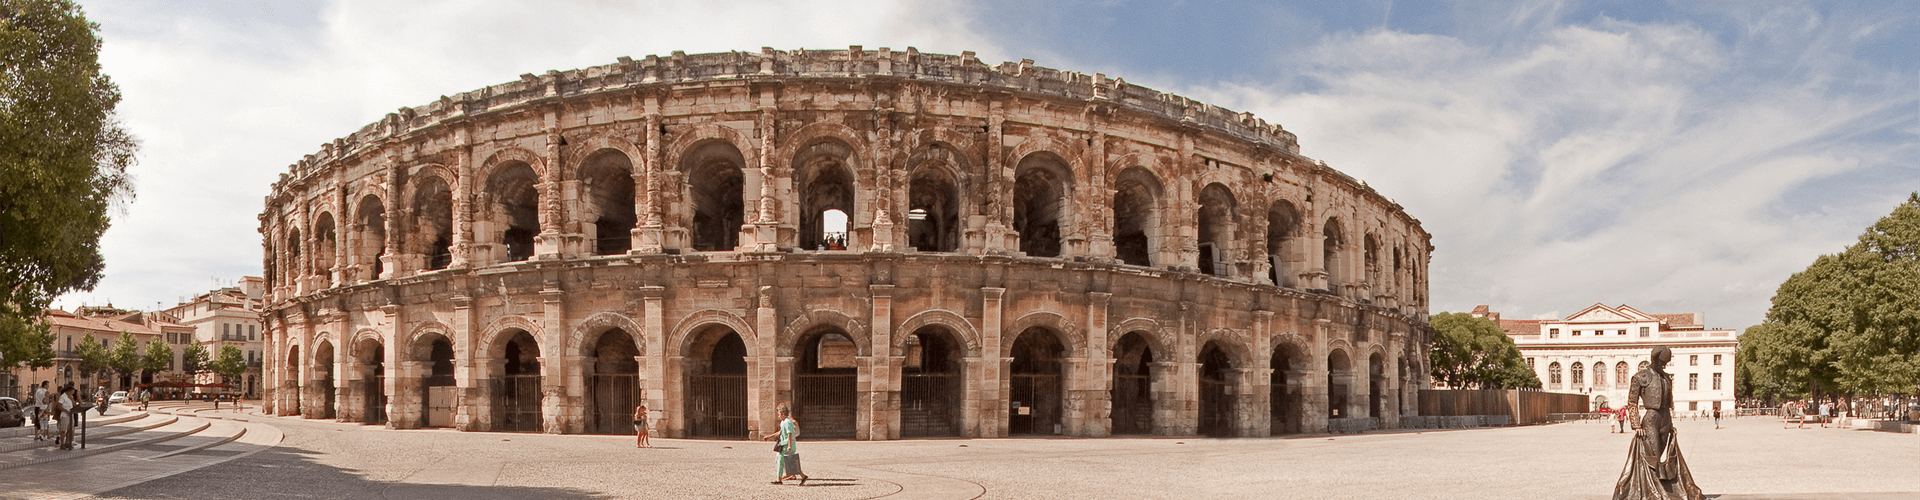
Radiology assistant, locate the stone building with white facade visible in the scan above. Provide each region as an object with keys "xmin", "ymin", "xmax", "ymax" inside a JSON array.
[
  {"xmin": 1474, "ymin": 304, "xmax": 1739, "ymax": 415},
  {"xmin": 260, "ymin": 47, "xmax": 1435, "ymax": 439},
  {"xmin": 160, "ymin": 277, "xmax": 268, "ymax": 397}
]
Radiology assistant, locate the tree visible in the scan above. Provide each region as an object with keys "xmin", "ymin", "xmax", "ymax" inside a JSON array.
[
  {"xmin": 140, "ymin": 336, "xmax": 170, "ymax": 378},
  {"xmin": 0, "ymin": 0, "xmax": 139, "ymax": 377},
  {"xmin": 181, "ymin": 339, "xmax": 208, "ymax": 380},
  {"xmin": 1429, "ymin": 312, "xmax": 1542, "ymax": 390},
  {"xmin": 73, "ymin": 334, "xmax": 105, "ymax": 384},
  {"xmin": 210, "ymin": 344, "xmax": 245, "ymax": 383},
  {"xmin": 1740, "ymin": 193, "xmax": 1920, "ymax": 408},
  {"xmin": 104, "ymin": 330, "xmax": 139, "ymax": 384}
]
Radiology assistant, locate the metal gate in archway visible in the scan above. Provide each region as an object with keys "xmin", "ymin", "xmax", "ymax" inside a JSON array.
[
  {"xmin": 496, "ymin": 374, "xmax": 542, "ymax": 433},
  {"xmin": 901, "ymin": 372, "xmax": 959, "ymax": 437},
  {"xmin": 1111, "ymin": 372, "xmax": 1152, "ymax": 435},
  {"xmin": 796, "ymin": 372, "xmax": 857, "ymax": 439},
  {"xmin": 1199, "ymin": 377, "xmax": 1233, "ymax": 437},
  {"xmin": 1009, "ymin": 373, "xmax": 1061, "ymax": 435},
  {"xmin": 589, "ymin": 373, "xmax": 639, "ymax": 435},
  {"xmin": 363, "ymin": 376, "xmax": 386, "ymax": 425},
  {"xmin": 688, "ymin": 373, "xmax": 747, "ymax": 438}
]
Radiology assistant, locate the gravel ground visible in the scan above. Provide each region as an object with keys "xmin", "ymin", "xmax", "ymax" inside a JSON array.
[{"xmin": 80, "ymin": 414, "xmax": 1920, "ymax": 499}]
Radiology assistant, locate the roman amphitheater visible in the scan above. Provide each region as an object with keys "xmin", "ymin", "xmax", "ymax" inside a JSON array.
[{"xmin": 259, "ymin": 47, "xmax": 1433, "ymax": 440}]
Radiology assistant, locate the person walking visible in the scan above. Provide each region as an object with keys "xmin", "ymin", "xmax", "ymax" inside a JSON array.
[
  {"xmin": 633, "ymin": 404, "xmax": 651, "ymax": 448},
  {"xmin": 54, "ymin": 386, "xmax": 76, "ymax": 450},
  {"xmin": 1614, "ymin": 408, "xmax": 1627, "ymax": 433},
  {"xmin": 1712, "ymin": 407, "xmax": 1721, "ymax": 429},
  {"xmin": 761, "ymin": 402, "xmax": 807, "ymax": 485},
  {"xmin": 140, "ymin": 389, "xmax": 150, "ymax": 411}
]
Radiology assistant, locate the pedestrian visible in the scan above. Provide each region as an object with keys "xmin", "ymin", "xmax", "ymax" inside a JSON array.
[
  {"xmin": 29, "ymin": 381, "xmax": 49, "ymax": 441},
  {"xmin": 633, "ymin": 404, "xmax": 650, "ymax": 448},
  {"xmin": 140, "ymin": 389, "xmax": 150, "ymax": 411},
  {"xmin": 1615, "ymin": 407, "xmax": 1627, "ymax": 433},
  {"xmin": 55, "ymin": 386, "xmax": 76, "ymax": 450},
  {"xmin": 1818, "ymin": 402, "xmax": 1830, "ymax": 428},
  {"xmin": 1712, "ymin": 407, "xmax": 1721, "ymax": 429},
  {"xmin": 760, "ymin": 402, "xmax": 807, "ymax": 485}
]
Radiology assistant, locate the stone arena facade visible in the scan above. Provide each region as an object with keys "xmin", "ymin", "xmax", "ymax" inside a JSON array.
[{"xmin": 259, "ymin": 47, "xmax": 1434, "ymax": 440}]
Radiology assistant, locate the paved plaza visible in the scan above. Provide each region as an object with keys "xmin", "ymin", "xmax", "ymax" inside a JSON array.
[{"xmin": 1, "ymin": 403, "xmax": 1915, "ymax": 499}]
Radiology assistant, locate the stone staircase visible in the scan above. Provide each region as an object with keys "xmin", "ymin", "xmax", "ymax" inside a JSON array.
[{"xmin": 0, "ymin": 401, "xmax": 283, "ymax": 475}]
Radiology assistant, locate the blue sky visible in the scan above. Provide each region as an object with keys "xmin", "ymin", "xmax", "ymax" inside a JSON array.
[{"xmin": 61, "ymin": 0, "xmax": 1918, "ymax": 330}]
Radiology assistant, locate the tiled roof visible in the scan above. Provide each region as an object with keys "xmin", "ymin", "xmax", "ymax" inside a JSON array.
[{"xmin": 1498, "ymin": 319, "xmax": 1542, "ymax": 335}]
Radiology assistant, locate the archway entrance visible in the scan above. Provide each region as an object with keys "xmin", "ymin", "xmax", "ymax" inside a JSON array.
[
  {"xmin": 686, "ymin": 327, "xmax": 747, "ymax": 438},
  {"xmin": 355, "ymin": 338, "xmax": 386, "ymax": 426},
  {"xmin": 1369, "ymin": 353, "xmax": 1386, "ymax": 419},
  {"xmin": 794, "ymin": 329, "xmax": 858, "ymax": 439},
  {"xmin": 1110, "ymin": 332, "xmax": 1155, "ymax": 435},
  {"xmin": 315, "ymin": 341, "xmax": 336, "ymax": 419},
  {"xmin": 1328, "ymin": 350, "xmax": 1352, "ymax": 419},
  {"xmin": 284, "ymin": 347, "xmax": 301, "ymax": 416},
  {"xmin": 1270, "ymin": 343, "xmax": 1303, "ymax": 434},
  {"xmin": 901, "ymin": 326, "xmax": 963, "ymax": 438},
  {"xmin": 1008, "ymin": 326, "xmax": 1065, "ymax": 436},
  {"xmin": 588, "ymin": 328, "xmax": 640, "ymax": 435},
  {"xmin": 494, "ymin": 330, "xmax": 542, "ymax": 432},
  {"xmin": 420, "ymin": 335, "xmax": 456, "ymax": 428},
  {"xmin": 1198, "ymin": 342, "xmax": 1235, "ymax": 437}
]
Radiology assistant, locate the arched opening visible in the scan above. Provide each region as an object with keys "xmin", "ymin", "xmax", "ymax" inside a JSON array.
[
  {"xmin": 314, "ymin": 340, "xmax": 336, "ymax": 419},
  {"xmin": 419, "ymin": 334, "xmax": 456, "ymax": 428},
  {"xmin": 907, "ymin": 166, "xmax": 961, "ymax": 253},
  {"xmin": 587, "ymin": 328, "xmax": 641, "ymax": 434},
  {"xmin": 1198, "ymin": 342, "xmax": 1236, "ymax": 437},
  {"xmin": 1110, "ymin": 331, "xmax": 1155, "ymax": 435},
  {"xmin": 1196, "ymin": 183, "xmax": 1237, "ymax": 277},
  {"xmin": 410, "ymin": 176, "xmax": 454, "ymax": 271},
  {"xmin": 901, "ymin": 326, "xmax": 964, "ymax": 438},
  {"xmin": 1327, "ymin": 349, "xmax": 1351, "ymax": 419},
  {"xmin": 794, "ymin": 328, "xmax": 858, "ymax": 439},
  {"xmin": 1615, "ymin": 362, "xmax": 1629, "ymax": 389},
  {"xmin": 1364, "ymin": 233, "xmax": 1381, "ymax": 290},
  {"xmin": 485, "ymin": 164, "xmax": 541, "ymax": 263},
  {"xmin": 680, "ymin": 142, "xmax": 745, "ymax": 251},
  {"xmin": 1111, "ymin": 167, "xmax": 1161, "ymax": 267},
  {"xmin": 1548, "ymin": 362, "xmax": 1563, "ymax": 389},
  {"xmin": 1571, "ymin": 362, "xmax": 1585, "ymax": 390},
  {"xmin": 313, "ymin": 213, "xmax": 338, "ymax": 287},
  {"xmin": 494, "ymin": 330, "xmax": 542, "ymax": 432},
  {"xmin": 1270, "ymin": 342, "xmax": 1305, "ymax": 434},
  {"xmin": 1593, "ymin": 359, "xmax": 1608, "ymax": 389},
  {"xmin": 820, "ymin": 209, "xmax": 849, "ymax": 250},
  {"xmin": 354, "ymin": 338, "xmax": 386, "ymax": 426},
  {"xmin": 580, "ymin": 151, "xmax": 636, "ymax": 255},
  {"xmin": 284, "ymin": 346, "xmax": 301, "ymax": 416},
  {"xmin": 1322, "ymin": 217, "xmax": 1344, "ymax": 291},
  {"xmin": 1013, "ymin": 153, "xmax": 1071, "ymax": 258},
  {"xmin": 1368, "ymin": 352, "xmax": 1386, "ymax": 419},
  {"xmin": 684, "ymin": 326, "xmax": 747, "ymax": 438},
  {"xmin": 1008, "ymin": 326, "xmax": 1066, "ymax": 435},
  {"xmin": 356, "ymin": 195, "xmax": 387, "ymax": 281},
  {"xmin": 284, "ymin": 229, "xmax": 302, "ymax": 285},
  {"xmin": 1267, "ymin": 200, "xmax": 1300, "ymax": 286},
  {"xmin": 797, "ymin": 144, "xmax": 856, "ymax": 251}
]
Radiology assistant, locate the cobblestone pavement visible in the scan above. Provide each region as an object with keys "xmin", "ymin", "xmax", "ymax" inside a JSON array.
[{"xmin": 9, "ymin": 411, "xmax": 1911, "ymax": 499}]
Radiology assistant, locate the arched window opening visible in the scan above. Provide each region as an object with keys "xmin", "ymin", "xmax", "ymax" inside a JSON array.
[
  {"xmin": 1364, "ymin": 233, "xmax": 1380, "ymax": 288},
  {"xmin": 284, "ymin": 347, "xmax": 302, "ymax": 415},
  {"xmin": 485, "ymin": 164, "xmax": 541, "ymax": 263},
  {"xmin": 1571, "ymin": 362, "xmax": 1585, "ymax": 387},
  {"xmin": 1616, "ymin": 362, "xmax": 1629, "ymax": 388},
  {"xmin": 411, "ymin": 176, "xmax": 454, "ymax": 271},
  {"xmin": 285, "ymin": 229, "xmax": 303, "ymax": 284},
  {"xmin": 356, "ymin": 195, "xmax": 386, "ymax": 281},
  {"xmin": 1112, "ymin": 167, "xmax": 1162, "ymax": 267},
  {"xmin": 1322, "ymin": 217, "xmax": 1344, "ymax": 291},
  {"xmin": 680, "ymin": 143, "xmax": 745, "ymax": 251},
  {"xmin": 1009, "ymin": 326, "xmax": 1066, "ymax": 435},
  {"xmin": 313, "ymin": 214, "xmax": 338, "ymax": 287},
  {"xmin": 1368, "ymin": 353, "xmax": 1386, "ymax": 419},
  {"xmin": 1548, "ymin": 362, "xmax": 1563, "ymax": 387},
  {"xmin": 1198, "ymin": 342, "xmax": 1236, "ymax": 437},
  {"xmin": 354, "ymin": 338, "xmax": 386, "ymax": 426},
  {"xmin": 1013, "ymin": 154, "xmax": 1071, "ymax": 258},
  {"xmin": 797, "ymin": 141, "xmax": 856, "ymax": 252},
  {"xmin": 795, "ymin": 329, "xmax": 857, "ymax": 439},
  {"xmin": 1267, "ymin": 200, "xmax": 1300, "ymax": 287},
  {"xmin": 314, "ymin": 341, "xmax": 337, "ymax": 419},
  {"xmin": 580, "ymin": 151, "xmax": 636, "ymax": 255},
  {"xmin": 1196, "ymin": 183, "xmax": 1237, "ymax": 277},
  {"xmin": 588, "ymin": 328, "xmax": 640, "ymax": 434},
  {"xmin": 1111, "ymin": 332, "xmax": 1155, "ymax": 435},
  {"xmin": 907, "ymin": 166, "xmax": 960, "ymax": 253},
  {"xmin": 685, "ymin": 327, "xmax": 747, "ymax": 438},
  {"xmin": 1593, "ymin": 361, "xmax": 1607, "ymax": 389}
]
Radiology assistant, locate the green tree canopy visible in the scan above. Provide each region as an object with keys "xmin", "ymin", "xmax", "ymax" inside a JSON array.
[
  {"xmin": 210, "ymin": 344, "xmax": 245, "ymax": 383},
  {"xmin": 181, "ymin": 339, "xmax": 207, "ymax": 379},
  {"xmin": 140, "ymin": 336, "xmax": 169, "ymax": 375},
  {"xmin": 1430, "ymin": 312, "xmax": 1542, "ymax": 390},
  {"xmin": 0, "ymin": 0, "xmax": 137, "ymax": 373},
  {"xmin": 1740, "ymin": 193, "xmax": 1920, "ymax": 402},
  {"xmin": 105, "ymin": 330, "xmax": 139, "ymax": 378}
]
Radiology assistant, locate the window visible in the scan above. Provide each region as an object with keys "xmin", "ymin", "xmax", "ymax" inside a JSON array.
[
  {"xmin": 1571, "ymin": 362, "xmax": 1585, "ymax": 386},
  {"xmin": 1712, "ymin": 373, "xmax": 1722, "ymax": 390},
  {"xmin": 250, "ymin": 324, "xmax": 256, "ymax": 340},
  {"xmin": 1548, "ymin": 362, "xmax": 1562, "ymax": 385},
  {"xmin": 1689, "ymin": 401, "xmax": 1698, "ymax": 411},
  {"xmin": 1639, "ymin": 327, "xmax": 1650, "ymax": 337},
  {"xmin": 1713, "ymin": 354, "xmax": 1721, "ymax": 365},
  {"xmin": 1526, "ymin": 358, "xmax": 1535, "ymax": 369},
  {"xmin": 1689, "ymin": 355, "xmax": 1698, "ymax": 366},
  {"xmin": 1712, "ymin": 401, "xmax": 1721, "ymax": 410},
  {"xmin": 223, "ymin": 323, "xmax": 230, "ymax": 337},
  {"xmin": 1618, "ymin": 330, "xmax": 1627, "ymax": 335},
  {"xmin": 1616, "ymin": 362, "xmax": 1628, "ymax": 384},
  {"xmin": 1689, "ymin": 373, "xmax": 1698, "ymax": 390},
  {"xmin": 1573, "ymin": 329, "xmax": 1581, "ymax": 336},
  {"xmin": 1549, "ymin": 328, "xmax": 1559, "ymax": 339},
  {"xmin": 1593, "ymin": 364, "xmax": 1607, "ymax": 388}
]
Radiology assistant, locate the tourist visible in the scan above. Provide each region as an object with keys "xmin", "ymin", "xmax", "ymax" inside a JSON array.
[
  {"xmin": 761, "ymin": 402, "xmax": 806, "ymax": 485},
  {"xmin": 633, "ymin": 404, "xmax": 650, "ymax": 448},
  {"xmin": 55, "ymin": 386, "xmax": 76, "ymax": 450},
  {"xmin": 1615, "ymin": 407, "xmax": 1627, "ymax": 433},
  {"xmin": 140, "ymin": 389, "xmax": 151, "ymax": 411},
  {"xmin": 30, "ymin": 381, "xmax": 48, "ymax": 441},
  {"xmin": 1712, "ymin": 407, "xmax": 1721, "ymax": 429},
  {"xmin": 1818, "ymin": 402, "xmax": 1830, "ymax": 428}
]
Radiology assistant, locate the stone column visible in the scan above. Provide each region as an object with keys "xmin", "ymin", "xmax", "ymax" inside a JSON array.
[
  {"xmin": 1252, "ymin": 310, "xmax": 1274, "ymax": 436},
  {"xmin": 635, "ymin": 104, "xmax": 665, "ymax": 253},
  {"xmin": 539, "ymin": 287, "xmax": 568, "ymax": 434},
  {"xmin": 980, "ymin": 287, "xmax": 1006, "ymax": 437},
  {"xmin": 380, "ymin": 154, "xmax": 404, "ymax": 279},
  {"xmin": 451, "ymin": 296, "xmax": 478, "ymax": 431},
  {"xmin": 1085, "ymin": 292, "xmax": 1112, "ymax": 437},
  {"xmin": 450, "ymin": 134, "xmax": 474, "ymax": 269},
  {"xmin": 1148, "ymin": 361, "xmax": 1178, "ymax": 435},
  {"xmin": 981, "ymin": 101, "xmax": 1011, "ymax": 254},
  {"xmin": 536, "ymin": 109, "xmax": 566, "ymax": 259},
  {"xmin": 391, "ymin": 360, "xmax": 426, "ymax": 429},
  {"xmin": 867, "ymin": 285, "xmax": 894, "ymax": 440},
  {"xmin": 639, "ymin": 286, "xmax": 668, "ymax": 435},
  {"xmin": 752, "ymin": 286, "xmax": 778, "ymax": 439}
]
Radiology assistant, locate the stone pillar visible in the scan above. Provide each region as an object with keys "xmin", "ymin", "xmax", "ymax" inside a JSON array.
[
  {"xmin": 391, "ymin": 360, "xmax": 426, "ymax": 429},
  {"xmin": 640, "ymin": 286, "xmax": 668, "ymax": 435},
  {"xmin": 980, "ymin": 287, "xmax": 1006, "ymax": 437},
  {"xmin": 634, "ymin": 105, "xmax": 665, "ymax": 253},
  {"xmin": 867, "ymin": 285, "xmax": 894, "ymax": 440},
  {"xmin": 1252, "ymin": 310, "xmax": 1274, "ymax": 436},
  {"xmin": 451, "ymin": 296, "xmax": 479, "ymax": 431},
  {"xmin": 535, "ymin": 109, "xmax": 566, "ymax": 259},
  {"xmin": 751, "ymin": 90, "xmax": 780, "ymax": 251},
  {"xmin": 1305, "ymin": 319, "xmax": 1331, "ymax": 433},
  {"xmin": 1148, "ymin": 361, "xmax": 1179, "ymax": 435},
  {"xmin": 1085, "ymin": 292, "xmax": 1112, "ymax": 437},
  {"xmin": 380, "ymin": 154, "xmax": 404, "ymax": 279},
  {"xmin": 539, "ymin": 287, "xmax": 567, "ymax": 434},
  {"xmin": 752, "ymin": 286, "xmax": 778, "ymax": 439},
  {"xmin": 333, "ymin": 338, "xmax": 350, "ymax": 420},
  {"xmin": 982, "ymin": 101, "xmax": 1012, "ymax": 254},
  {"xmin": 450, "ymin": 134, "xmax": 475, "ymax": 269}
]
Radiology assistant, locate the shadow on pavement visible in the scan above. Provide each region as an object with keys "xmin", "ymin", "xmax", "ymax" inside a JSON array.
[{"xmin": 86, "ymin": 444, "xmax": 608, "ymax": 500}]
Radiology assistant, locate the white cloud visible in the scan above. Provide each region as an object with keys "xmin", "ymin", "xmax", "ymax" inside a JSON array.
[
  {"xmin": 1185, "ymin": 20, "xmax": 1914, "ymax": 328},
  {"xmin": 60, "ymin": 0, "xmax": 1005, "ymax": 310}
]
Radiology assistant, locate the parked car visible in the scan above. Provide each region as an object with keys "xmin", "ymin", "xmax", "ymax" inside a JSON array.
[
  {"xmin": 108, "ymin": 391, "xmax": 128, "ymax": 404},
  {"xmin": 0, "ymin": 397, "xmax": 23, "ymax": 428}
]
